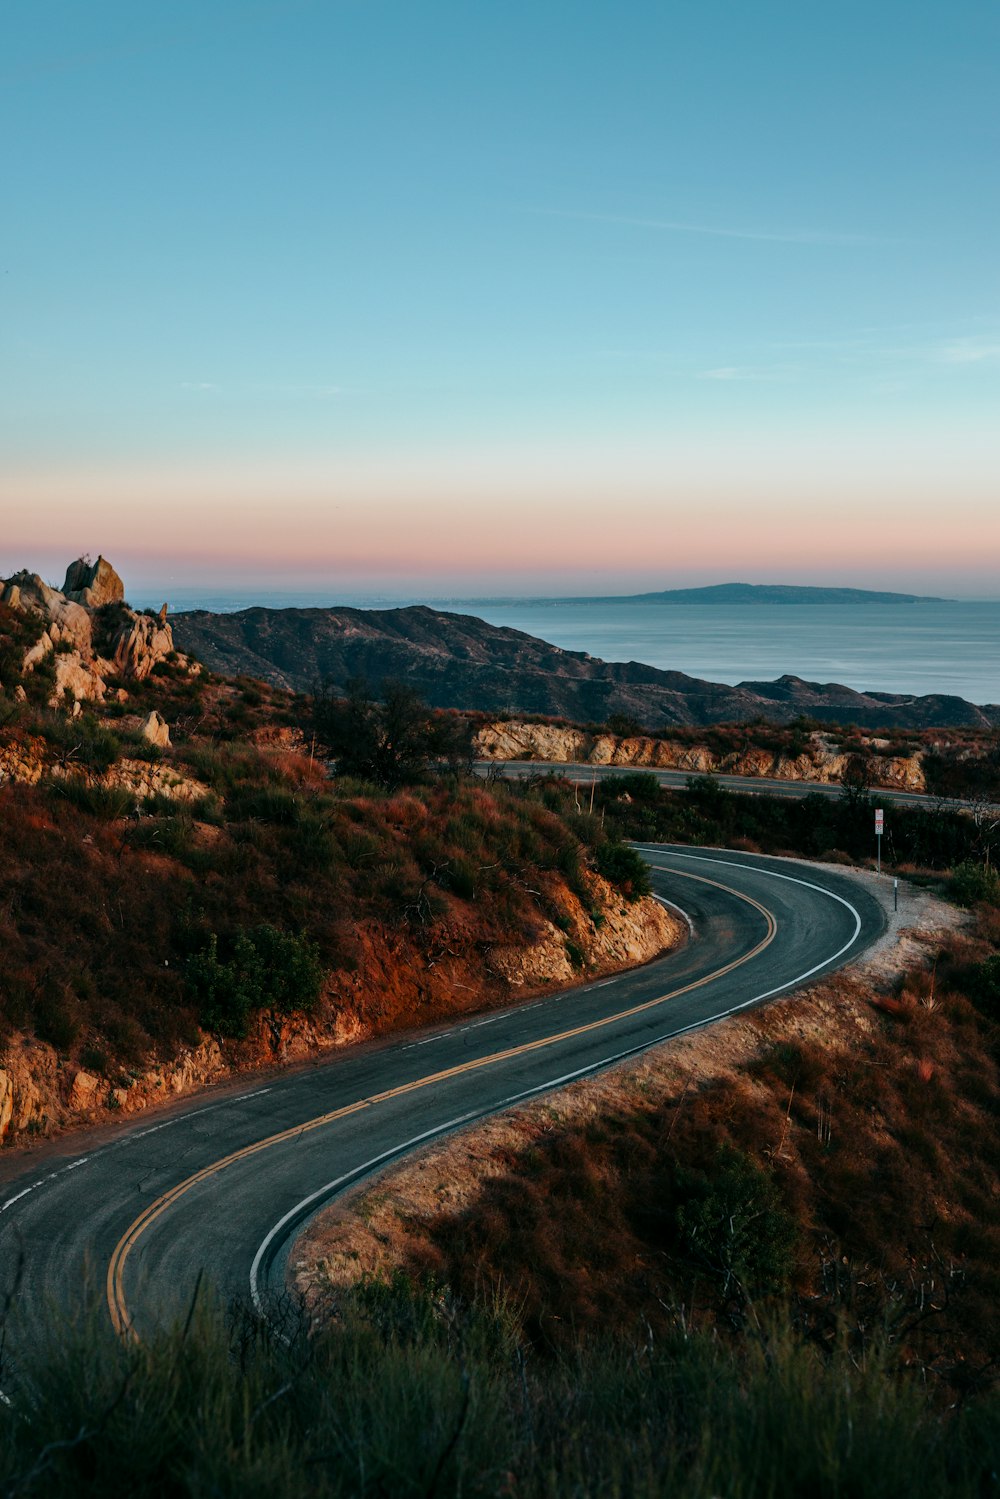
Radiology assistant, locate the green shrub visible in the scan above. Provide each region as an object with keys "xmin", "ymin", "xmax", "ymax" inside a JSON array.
[
  {"xmin": 673, "ymin": 1146, "xmax": 797, "ymax": 1296},
  {"xmin": 185, "ymin": 925, "xmax": 324, "ymax": 1037},
  {"xmin": 609, "ymin": 771, "xmax": 662, "ymax": 805},
  {"xmin": 39, "ymin": 712, "xmax": 123, "ymax": 771},
  {"xmin": 1, "ymin": 1291, "xmax": 997, "ymax": 1499},
  {"xmin": 595, "ymin": 840, "xmax": 652, "ymax": 899},
  {"xmin": 605, "ymin": 712, "xmax": 644, "ymax": 736},
  {"xmin": 227, "ymin": 784, "xmax": 302, "ymax": 824},
  {"xmin": 565, "ymin": 938, "xmax": 586, "ymax": 969},
  {"xmin": 49, "ymin": 780, "xmax": 135, "ymax": 819},
  {"xmin": 33, "ymin": 983, "xmax": 81, "ymax": 1052},
  {"xmin": 961, "ymin": 953, "xmax": 1000, "ymax": 1020},
  {"xmin": 950, "ymin": 860, "xmax": 1000, "ymax": 906}
]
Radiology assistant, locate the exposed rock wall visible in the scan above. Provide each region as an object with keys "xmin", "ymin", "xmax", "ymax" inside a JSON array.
[
  {"xmin": 475, "ymin": 721, "xmax": 927, "ymax": 793},
  {"xmin": 0, "ymin": 881, "xmax": 682, "ymax": 1146}
]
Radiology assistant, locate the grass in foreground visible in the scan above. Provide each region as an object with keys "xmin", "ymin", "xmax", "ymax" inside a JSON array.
[{"xmin": 1, "ymin": 1281, "xmax": 997, "ymax": 1499}]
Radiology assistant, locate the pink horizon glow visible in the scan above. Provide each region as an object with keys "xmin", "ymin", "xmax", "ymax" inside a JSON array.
[{"xmin": 2, "ymin": 440, "xmax": 998, "ymax": 598}]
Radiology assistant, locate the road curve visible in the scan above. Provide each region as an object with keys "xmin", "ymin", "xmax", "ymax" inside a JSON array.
[
  {"xmin": 477, "ymin": 759, "xmax": 981, "ymax": 811},
  {"xmin": 0, "ymin": 848, "xmax": 886, "ymax": 1348}
]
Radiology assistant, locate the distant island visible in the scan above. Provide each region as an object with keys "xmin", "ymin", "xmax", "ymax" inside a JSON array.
[{"xmin": 555, "ymin": 583, "xmax": 951, "ymax": 606}]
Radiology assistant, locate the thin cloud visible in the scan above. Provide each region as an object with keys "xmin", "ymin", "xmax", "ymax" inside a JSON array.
[
  {"xmin": 180, "ymin": 381, "xmax": 219, "ymax": 391},
  {"xmin": 251, "ymin": 382, "xmax": 343, "ymax": 398},
  {"xmin": 522, "ymin": 207, "xmax": 881, "ymax": 246},
  {"xmin": 935, "ymin": 338, "xmax": 1000, "ymax": 365},
  {"xmin": 697, "ymin": 365, "xmax": 796, "ymax": 382}
]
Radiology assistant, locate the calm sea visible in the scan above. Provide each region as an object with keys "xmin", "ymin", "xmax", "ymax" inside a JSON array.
[
  {"xmin": 141, "ymin": 590, "xmax": 1000, "ymax": 707},
  {"xmin": 439, "ymin": 600, "xmax": 1000, "ymax": 706}
]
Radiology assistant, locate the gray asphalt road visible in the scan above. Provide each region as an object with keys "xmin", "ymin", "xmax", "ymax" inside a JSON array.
[
  {"xmin": 0, "ymin": 847, "xmax": 886, "ymax": 1349},
  {"xmin": 477, "ymin": 759, "xmax": 976, "ymax": 810}
]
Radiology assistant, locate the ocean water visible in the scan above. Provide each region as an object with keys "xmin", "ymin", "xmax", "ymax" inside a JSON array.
[
  {"xmin": 139, "ymin": 589, "xmax": 1000, "ymax": 706},
  {"xmin": 437, "ymin": 600, "xmax": 1000, "ymax": 706}
]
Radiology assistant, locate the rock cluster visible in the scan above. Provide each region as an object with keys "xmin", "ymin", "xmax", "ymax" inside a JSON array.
[
  {"xmin": 475, "ymin": 721, "xmax": 929, "ymax": 793},
  {"xmin": 1, "ymin": 554, "xmax": 197, "ymax": 709}
]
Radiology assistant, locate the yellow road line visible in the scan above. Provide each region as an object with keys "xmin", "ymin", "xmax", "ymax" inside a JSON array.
[{"xmin": 107, "ymin": 868, "xmax": 775, "ymax": 1337}]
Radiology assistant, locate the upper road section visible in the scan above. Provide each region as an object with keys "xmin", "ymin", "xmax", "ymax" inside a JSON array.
[{"xmin": 477, "ymin": 760, "xmax": 987, "ymax": 811}]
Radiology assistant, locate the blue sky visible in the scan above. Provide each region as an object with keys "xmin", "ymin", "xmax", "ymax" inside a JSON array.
[{"xmin": 2, "ymin": 1, "xmax": 998, "ymax": 596}]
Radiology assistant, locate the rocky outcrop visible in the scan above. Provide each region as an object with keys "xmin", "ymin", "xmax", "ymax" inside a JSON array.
[
  {"xmin": 0, "ymin": 730, "xmax": 203, "ymax": 802},
  {"xmin": 2, "ymin": 573, "xmax": 92, "ymax": 654},
  {"xmin": 0, "ymin": 1044, "xmax": 57, "ymax": 1140},
  {"xmin": 62, "ymin": 555, "xmax": 125, "ymax": 609},
  {"xmin": 475, "ymin": 721, "xmax": 928, "ymax": 793},
  {"xmin": 489, "ymin": 881, "xmax": 683, "ymax": 989},
  {"xmin": 0, "ymin": 1034, "xmax": 227, "ymax": 1145},
  {"xmin": 95, "ymin": 757, "xmax": 204, "ymax": 803},
  {"xmin": 52, "ymin": 651, "xmax": 108, "ymax": 706},
  {"xmin": 108, "ymin": 610, "xmax": 175, "ymax": 681},
  {"xmin": 0, "ymin": 734, "xmax": 45, "ymax": 786},
  {"xmin": 1, "ymin": 556, "xmax": 195, "ymax": 705}
]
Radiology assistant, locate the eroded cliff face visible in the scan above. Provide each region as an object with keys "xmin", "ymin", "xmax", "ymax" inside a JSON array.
[
  {"xmin": 475, "ymin": 722, "xmax": 927, "ymax": 793},
  {"xmin": 0, "ymin": 877, "xmax": 683, "ymax": 1146},
  {"xmin": 0, "ymin": 555, "xmax": 196, "ymax": 710}
]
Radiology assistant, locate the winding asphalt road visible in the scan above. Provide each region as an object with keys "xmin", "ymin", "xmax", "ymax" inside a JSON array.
[
  {"xmin": 478, "ymin": 759, "xmax": 977, "ymax": 810},
  {"xmin": 0, "ymin": 847, "xmax": 886, "ymax": 1349}
]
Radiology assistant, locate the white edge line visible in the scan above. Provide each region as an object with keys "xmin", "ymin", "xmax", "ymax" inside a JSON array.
[
  {"xmin": 654, "ymin": 893, "xmax": 695, "ymax": 936},
  {"xmin": 0, "ymin": 1089, "xmax": 275, "ymax": 1216},
  {"xmin": 249, "ymin": 856, "xmax": 864, "ymax": 1313}
]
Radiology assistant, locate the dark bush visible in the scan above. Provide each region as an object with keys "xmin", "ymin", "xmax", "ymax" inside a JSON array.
[
  {"xmin": 951, "ymin": 861, "xmax": 1000, "ymax": 907},
  {"xmin": 185, "ymin": 925, "xmax": 323, "ymax": 1037},
  {"xmin": 595, "ymin": 840, "xmax": 652, "ymax": 899},
  {"xmin": 673, "ymin": 1147, "xmax": 797, "ymax": 1295},
  {"xmin": 314, "ymin": 677, "xmax": 472, "ymax": 788},
  {"xmin": 605, "ymin": 713, "xmax": 643, "ymax": 736},
  {"xmin": 961, "ymin": 953, "xmax": 1000, "ymax": 1020}
]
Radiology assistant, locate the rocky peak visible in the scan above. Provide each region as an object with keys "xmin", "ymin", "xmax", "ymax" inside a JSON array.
[
  {"xmin": 62, "ymin": 555, "xmax": 125, "ymax": 609},
  {"xmin": 1, "ymin": 555, "xmax": 196, "ymax": 708}
]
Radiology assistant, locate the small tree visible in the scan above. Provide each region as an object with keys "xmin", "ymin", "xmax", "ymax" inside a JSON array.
[
  {"xmin": 313, "ymin": 677, "xmax": 472, "ymax": 788},
  {"xmin": 840, "ymin": 753, "xmax": 875, "ymax": 808}
]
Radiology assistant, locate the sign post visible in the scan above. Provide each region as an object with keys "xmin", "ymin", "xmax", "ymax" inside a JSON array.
[{"xmin": 875, "ymin": 807, "xmax": 884, "ymax": 875}]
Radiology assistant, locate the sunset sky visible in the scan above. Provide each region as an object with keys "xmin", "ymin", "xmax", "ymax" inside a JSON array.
[{"xmin": 3, "ymin": 1, "xmax": 998, "ymax": 599}]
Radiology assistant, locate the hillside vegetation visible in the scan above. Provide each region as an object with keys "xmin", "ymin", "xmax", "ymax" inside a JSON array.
[
  {"xmin": 0, "ymin": 566, "xmax": 672, "ymax": 1141},
  {"xmin": 304, "ymin": 892, "xmax": 1000, "ymax": 1373}
]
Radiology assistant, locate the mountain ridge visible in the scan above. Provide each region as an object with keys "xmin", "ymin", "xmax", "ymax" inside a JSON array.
[{"xmin": 170, "ymin": 602, "xmax": 998, "ymax": 730}]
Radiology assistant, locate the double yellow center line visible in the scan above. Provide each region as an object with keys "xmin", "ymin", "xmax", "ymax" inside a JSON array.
[{"xmin": 107, "ymin": 868, "xmax": 776, "ymax": 1338}]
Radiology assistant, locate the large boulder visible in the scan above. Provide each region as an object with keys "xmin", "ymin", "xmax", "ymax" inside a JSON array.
[
  {"xmin": 1, "ymin": 572, "xmax": 93, "ymax": 654},
  {"xmin": 141, "ymin": 709, "xmax": 171, "ymax": 747},
  {"xmin": 63, "ymin": 555, "xmax": 125, "ymax": 609},
  {"xmin": 53, "ymin": 650, "xmax": 107, "ymax": 706}
]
